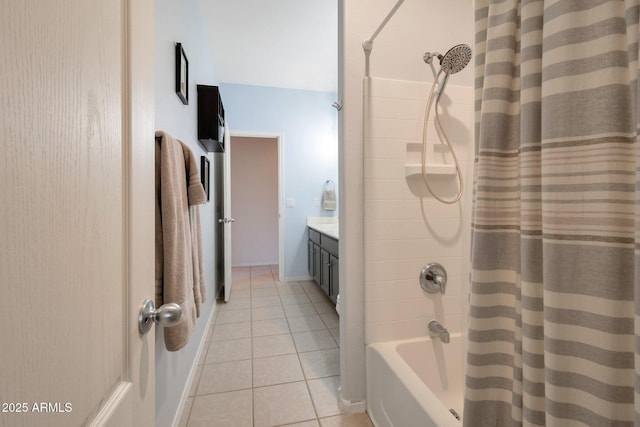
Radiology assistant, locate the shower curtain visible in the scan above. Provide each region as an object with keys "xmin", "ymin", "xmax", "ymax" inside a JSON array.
[{"xmin": 464, "ymin": 1, "xmax": 640, "ymax": 426}]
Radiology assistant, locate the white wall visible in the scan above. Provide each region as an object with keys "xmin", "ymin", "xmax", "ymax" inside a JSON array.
[
  {"xmin": 219, "ymin": 83, "xmax": 339, "ymax": 280},
  {"xmin": 339, "ymin": 0, "xmax": 474, "ymax": 407},
  {"xmin": 230, "ymin": 136, "xmax": 279, "ymax": 266},
  {"xmin": 154, "ymin": 0, "xmax": 218, "ymax": 426}
]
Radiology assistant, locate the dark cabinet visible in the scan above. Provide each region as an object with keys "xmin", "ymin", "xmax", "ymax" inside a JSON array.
[
  {"xmin": 329, "ymin": 254, "xmax": 339, "ymax": 304},
  {"xmin": 308, "ymin": 241, "xmax": 321, "ymax": 285},
  {"xmin": 307, "ymin": 228, "xmax": 339, "ymax": 304},
  {"xmin": 197, "ymin": 85, "xmax": 225, "ymax": 152},
  {"xmin": 320, "ymin": 249, "xmax": 331, "ymax": 296}
]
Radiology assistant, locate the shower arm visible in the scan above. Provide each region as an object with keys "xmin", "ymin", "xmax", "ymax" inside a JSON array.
[{"xmin": 362, "ymin": 0, "xmax": 406, "ymax": 77}]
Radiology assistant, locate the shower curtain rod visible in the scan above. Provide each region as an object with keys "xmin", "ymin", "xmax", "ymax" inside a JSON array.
[
  {"xmin": 362, "ymin": 0, "xmax": 406, "ymax": 77},
  {"xmin": 362, "ymin": 0, "xmax": 406, "ymax": 52}
]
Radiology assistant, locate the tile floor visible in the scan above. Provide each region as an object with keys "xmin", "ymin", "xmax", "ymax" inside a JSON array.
[{"xmin": 179, "ymin": 264, "xmax": 374, "ymax": 427}]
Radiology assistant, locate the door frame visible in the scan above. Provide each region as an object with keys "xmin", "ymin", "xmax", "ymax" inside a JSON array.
[{"xmin": 229, "ymin": 130, "xmax": 284, "ymax": 282}]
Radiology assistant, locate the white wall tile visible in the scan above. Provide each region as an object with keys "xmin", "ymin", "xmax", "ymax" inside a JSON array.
[{"xmin": 364, "ymin": 77, "xmax": 473, "ymax": 344}]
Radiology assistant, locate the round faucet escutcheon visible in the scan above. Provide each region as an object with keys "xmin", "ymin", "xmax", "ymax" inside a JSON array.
[{"xmin": 420, "ymin": 262, "xmax": 447, "ymax": 294}]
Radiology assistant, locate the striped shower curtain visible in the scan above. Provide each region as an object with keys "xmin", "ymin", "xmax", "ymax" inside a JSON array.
[{"xmin": 464, "ymin": 1, "xmax": 640, "ymax": 426}]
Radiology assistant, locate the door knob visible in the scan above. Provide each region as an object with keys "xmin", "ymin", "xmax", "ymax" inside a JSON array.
[
  {"xmin": 138, "ymin": 298, "xmax": 182, "ymax": 335},
  {"xmin": 218, "ymin": 218, "xmax": 235, "ymax": 224}
]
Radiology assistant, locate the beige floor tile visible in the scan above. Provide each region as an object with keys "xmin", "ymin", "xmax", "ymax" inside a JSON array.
[
  {"xmin": 216, "ymin": 308, "xmax": 251, "ymax": 324},
  {"xmin": 211, "ymin": 322, "xmax": 252, "ymax": 341},
  {"xmin": 307, "ymin": 292, "xmax": 331, "ymax": 304},
  {"xmin": 283, "ymin": 421, "xmax": 320, "ymax": 427},
  {"xmin": 292, "ymin": 330, "xmax": 337, "ymax": 353},
  {"xmin": 307, "ymin": 376, "xmax": 341, "ymax": 418},
  {"xmin": 320, "ymin": 312, "xmax": 339, "ymax": 329},
  {"xmin": 251, "ymin": 295, "xmax": 282, "ymax": 308},
  {"xmin": 253, "ymin": 381, "xmax": 317, "ymax": 427},
  {"xmin": 188, "ymin": 389, "xmax": 252, "ymax": 427},
  {"xmin": 287, "ymin": 315, "xmax": 327, "ymax": 333},
  {"xmin": 232, "ymin": 266, "xmax": 251, "ymax": 278},
  {"xmin": 312, "ymin": 300, "xmax": 337, "ymax": 315},
  {"xmin": 298, "ymin": 349, "xmax": 340, "ymax": 379},
  {"xmin": 230, "ymin": 288, "xmax": 251, "ymax": 299},
  {"xmin": 205, "ymin": 338, "xmax": 252, "ymax": 364},
  {"xmin": 252, "ymin": 279, "xmax": 275, "ymax": 287},
  {"xmin": 329, "ymin": 328, "xmax": 339, "ymax": 345},
  {"xmin": 302, "ymin": 285, "xmax": 325, "ymax": 298},
  {"xmin": 284, "ymin": 303, "xmax": 318, "ymax": 318},
  {"xmin": 231, "ymin": 277, "xmax": 251, "ymax": 291},
  {"xmin": 298, "ymin": 280, "xmax": 319, "ymax": 289},
  {"xmin": 219, "ymin": 297, "xmax": 251, "ymax": 311},
  {"xmin": 197, "ymin": 360, "xmax": 252, "ymax": 395},
  {"xmin": 251, "ymin": 265, "xmax": 272, "ymax": 275},
  {"xmin": 253, "ymin": 353, "xmax": 304, "ymax": 387},
  {"xmin": 252, "ymin": 318, "xmax": 291, "ymax": 337},
  {"xmin": 276, "ymin": 283, "xmax": 308, "ymax": 296},
  {"xmin": 251, "ymin": 286, "xmax": 279, "ymax": 296},
  {"xmin": 252, "ymin": 305, "xmax": 286, "ymax": 321},
  {"xmin": 280, "ymin": 293, "xmax": 312, "ymax": 305},
  {"xmin": 251, "ymin": 273, "xmax": 274, "ymax": 283},
  {"xmin": 178, "ymin": 397, "xmax": 193, "ymax": 427},
  {"xmin": 319, "ymin": 413, "xmax": 374, "ymax": 427},
  {"xmin": 253, "ymin": 333, "xmax": 296, "ymax": 358}
]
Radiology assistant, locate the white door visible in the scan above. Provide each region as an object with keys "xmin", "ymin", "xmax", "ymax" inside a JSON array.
[
  {"xmin": 223, "ymin": 124, "xmax": 234, "ymax": 302},
  {"xmin": 0, "ymin": 1, "xmax": 155, "ymax": 426}
]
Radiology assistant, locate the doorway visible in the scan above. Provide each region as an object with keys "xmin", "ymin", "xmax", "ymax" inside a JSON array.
[{"xmin": 230, "ymin": 132, "xmax": 284, "ymax": 282}]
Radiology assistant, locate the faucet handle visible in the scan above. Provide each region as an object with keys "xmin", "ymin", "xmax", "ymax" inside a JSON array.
[{"xmin": 420, "ymin": 263, "xmax": 447, "ymax": 294}]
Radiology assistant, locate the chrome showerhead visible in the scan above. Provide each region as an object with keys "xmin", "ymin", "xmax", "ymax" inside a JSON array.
[
  {"xmin": 423, "ymin": 44, "xmax": 472, "ymax": 102},
  {"xmin": 423, "ymin": 44, "xmax": 472, "ymax": 74},
  {"xmin": 439, "ymin": 44, "xmax": 472, "ymax": 74}
]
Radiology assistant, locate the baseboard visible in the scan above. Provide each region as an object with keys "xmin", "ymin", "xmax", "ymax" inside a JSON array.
[
  {"xmin": 337, "ymin": 386, "xmax": 367, "ymax": 413},
  {"xmin": 232, "ymin": 262, "xmax": 277, "ymax": 267},
  {"xmin": 171, "ymin": 303, "xmax": 217, "ymax": 427},
  {"xmin": 285, "ymin": 275, "xmax": 314, "ymax": 282}
]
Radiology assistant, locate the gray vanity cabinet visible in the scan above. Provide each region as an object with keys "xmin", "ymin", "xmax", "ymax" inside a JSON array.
[
  {"xmin": 307, "ymin": 228, "xmax": 339, "ymax": 304},
  {"xmin": 308, "ymin": 229, "xmax": 322, "ymax": 284}
]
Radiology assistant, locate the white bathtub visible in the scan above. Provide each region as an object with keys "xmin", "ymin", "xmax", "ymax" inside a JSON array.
[{"xmin": 366, "ymin": 334, "xmax": 464, "ymax": 427}]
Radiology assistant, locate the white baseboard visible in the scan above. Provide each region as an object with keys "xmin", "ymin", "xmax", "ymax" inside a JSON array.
[
  {"xmin": 337, "ymin": 386, "xmax": 367, "ymax": 413},
  {"xmin": 285, "ymin": 275, "xmax": 314, "ymax": 282},
  {"xmin": 171, "ymin": 303, "xmax": 217, "ymax": 427},
  {"xmin": 232, "ymin": 262, "xmax": 277, "ymax": 267}
]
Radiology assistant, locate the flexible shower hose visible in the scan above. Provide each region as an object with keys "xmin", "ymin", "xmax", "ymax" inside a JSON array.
[{"xmin": 421, "ymin": 70, "xmax": 464, "ymax": 204}]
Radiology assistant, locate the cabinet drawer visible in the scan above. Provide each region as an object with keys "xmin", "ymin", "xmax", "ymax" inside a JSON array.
[
  {"xmin": 320, "ymin": 234, "xmax": 338, "ymax": 256},
  {"xmin": 308, "ymin": 228, "xmax": 321, "ymax": 245}
]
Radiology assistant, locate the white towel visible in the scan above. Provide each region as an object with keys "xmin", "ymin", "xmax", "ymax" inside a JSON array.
[{"xmin": 323, "ymin": 184, "xmax": 336, "ymax": 211}]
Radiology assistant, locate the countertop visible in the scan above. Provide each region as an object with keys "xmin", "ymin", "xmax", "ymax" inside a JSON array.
[{"xmin": 307, "ymin": 217, "xmax": 339, "ymax": 240}]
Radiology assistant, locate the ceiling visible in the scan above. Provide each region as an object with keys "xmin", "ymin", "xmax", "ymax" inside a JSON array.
[{"xmin": 198, "ymin": 0, "xmax": 338, "ymax": 93}]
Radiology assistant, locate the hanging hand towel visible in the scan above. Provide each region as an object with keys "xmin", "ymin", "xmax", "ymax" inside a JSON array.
[
  {"xmin": 323, "ymin": 180, "xmax": 336, "ymax": 211},
  {"xmin": 155, "ymin": 130, "xmax": 207, "ymax": 352}
]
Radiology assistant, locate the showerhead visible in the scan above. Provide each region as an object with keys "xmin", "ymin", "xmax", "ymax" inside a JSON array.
[
  {"xmin": 423, "ymin": 44, "xmax": 472, "ymax": 101},
  {"xmin": 439, "ymin": 44, "xmax": 472, "ymax": 74},
  {"xmin": 423, "ymin": 44, "xmax": 472, "ymax": 74}
]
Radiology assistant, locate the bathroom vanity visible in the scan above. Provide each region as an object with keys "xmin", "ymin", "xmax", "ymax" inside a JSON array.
[{"xmin": 307, "ymin": 218, "xmax": 339, "ymax": 304}]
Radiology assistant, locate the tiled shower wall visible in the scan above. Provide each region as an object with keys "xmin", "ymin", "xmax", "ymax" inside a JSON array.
[{"xmin": 364, "ymin": 77, "xmax": 474, "ymax": 344}]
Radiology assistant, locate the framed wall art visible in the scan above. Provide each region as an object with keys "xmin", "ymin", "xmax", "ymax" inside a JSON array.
[
  {"xmin": 175, "ymin": 42, "xmax": 189, "ymax": 105},
  {"xmin": 201, "ymin": 156, "xmax": 210, "ymax": 201}
]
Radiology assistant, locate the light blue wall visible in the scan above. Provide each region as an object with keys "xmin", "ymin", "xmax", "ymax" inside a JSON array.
[
  {"xmin": 219, "ymin": 83, "xmax": 339, "ymax": 280},
  {"xmin": 154, "ymin": 0, "xmax": 218, "ymax": 426}
]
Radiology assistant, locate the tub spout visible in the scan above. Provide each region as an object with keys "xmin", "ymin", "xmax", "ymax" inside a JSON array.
[{"xmin": 428, "ymin": 320, "xmax": 450, "ymax": 343}]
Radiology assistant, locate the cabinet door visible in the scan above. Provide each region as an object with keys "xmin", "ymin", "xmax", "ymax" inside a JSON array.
[
  {"xmin": 320, "ymin": 249, "xmax": 331, "ymax": 296},
  {"xmin": 329, "ymin": 254, "xmax": 339, "ymax": 304},
  {"xmin": 308, "ymin": 240, "xmax": 314, "ymax": 277},
  {"xmin": 313, "ymin": 243, "xmax": 322, "ymax": 284}
]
